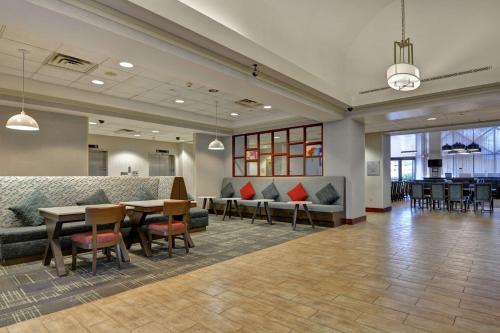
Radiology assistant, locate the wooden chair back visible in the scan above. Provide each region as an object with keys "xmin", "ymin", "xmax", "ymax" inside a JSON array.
[
  {"xmin": 85, "ymin": 205, "xmax": 126, "ymax": 240},
  {"xmin": 163, "ymin": 200, "xmax": 190, "ymax": 233}
]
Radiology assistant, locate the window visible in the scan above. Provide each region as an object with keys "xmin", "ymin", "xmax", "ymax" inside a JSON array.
[{"xmin": 232, "ymin": 124, "xmax": 323, "ymax": 177}]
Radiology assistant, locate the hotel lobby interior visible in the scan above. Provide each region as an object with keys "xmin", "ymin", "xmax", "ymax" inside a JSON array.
[{"xmin": 1, "ymin": 0, "xmax": 500, "ymax": 332}]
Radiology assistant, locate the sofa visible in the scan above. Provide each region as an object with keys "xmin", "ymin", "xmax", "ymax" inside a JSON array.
[
  {"xmin": 214, "ymin": 177, "xmax": 346, "ymax": 227},
  {"xmin": 0, "ymin": 176, "xmax": 208, "ymax": 264}
]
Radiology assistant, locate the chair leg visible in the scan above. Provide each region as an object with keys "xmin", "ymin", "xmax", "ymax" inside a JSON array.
[
  {"xmin": 183, "ymin": 232, "xmax": 189, "ymax": 253},
  {"xmin": 115, "ymin": 244, "xmax": 122, "ymax": 269},
  {"xmin": 71, "ymin": 243, "xmax": 77, "ymax": 271},
  {"xmin": 105, "ymin": 248, "xmax": 112, "ymax": 262},
  {"xmin": 92, "ymin": 248, "xmax": 97, "ymax": 275},
  {"xmin": 167, "ymin": 235, "xmax": 173, "ymax": 257},
  {"xmin": 148, "ymin": 231, "xmax": 153, "ymax": 252}
]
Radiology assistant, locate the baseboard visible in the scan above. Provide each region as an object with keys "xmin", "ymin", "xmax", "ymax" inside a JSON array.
[
  {"xmin": 343, "ymin": 216, "xmax": 367, "ymax": 225},
  {"xmin": 365, "ymin": 207, "xmax": 392, "ymax": 213}
]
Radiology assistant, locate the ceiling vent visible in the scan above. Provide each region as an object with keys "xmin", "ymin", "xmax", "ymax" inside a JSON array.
[
  {"xmin": 46, "ymin": 53, "xmax": 97, "ymax": 73},
  {"xmin": 113, "ymin": 128, "xmax": 136, "ymax": 135},
  {"xmin": 235, "ymin": 98, "xmax": 263, "ymax": 108},
  {"xmin": 359, "ymin": 66, "xmax": 492, "ymax": 95}
]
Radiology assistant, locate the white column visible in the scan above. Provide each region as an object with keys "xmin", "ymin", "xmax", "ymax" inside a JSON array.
[
  {"xmin": 365, "ymin": 132, "xmax": 391, "ymax": 211},
  {"xmin": 323, "ymin": 118, "xmax": 366, "ymax": 222}
]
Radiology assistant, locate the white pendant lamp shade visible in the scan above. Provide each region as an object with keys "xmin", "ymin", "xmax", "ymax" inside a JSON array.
[
  {"xmin": 6, "ymin": 49, "xmax": 39, "ymax": 131},
  {"xmin": 387, "ymin": 63, "xmax": 421, "ymax": 91},
  {"xmin": 208, "ymin": 138, "xmax": 224, "ymax": 150},
  {"xmin": 6, "ymin": 111, "xmax": 39, "ymax": 131},
  {"xmin": 208, "ymin": 100, "xmax": 224, "ymax": 150}
]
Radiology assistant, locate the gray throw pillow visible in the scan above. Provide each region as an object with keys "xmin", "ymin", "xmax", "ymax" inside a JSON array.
[
  {"xmin": 220, "ymin": 183, "xmax": 235, "ymax": 198},
  {"xmin": 315, "ymin": 183, "xmax": 340, "ymax": 205},
  {"xmin": 132, "ymin": 187, "xmax": 155, "ymax": 201},
  {"xmin": 187, "ymin": 193, "xmax": 195, "ymax": 201},
  {"xmin": 76, "ymin": 189, "xmax": 111, "ymax": 206},
  {"xmin": 262, "ymin": 183, "xmax": 280, "ymax": 200},
  {"xmin": 9, "ymin": 190, "xmax": 54, "ymax": 226}
]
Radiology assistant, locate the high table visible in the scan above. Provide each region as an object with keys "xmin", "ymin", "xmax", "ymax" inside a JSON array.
[
  {"xmin": 39, "ymin": 204, "xmax": 130, "ymax": 277},
  {"xmin": 198, "ymin": 196, "xmax": 218, "ymax": 216},
  {"xmin": 288, "ymin": 201, "xmax": 315, "ymax": 230},
  {"xmin": 120, "ymin": 199, "xmax": 197, "ymax": 257},
  {"xmin": 250, "ymin": 199, "xmax": 274, "ymax": 224},
  {"xmin": 219, "ymin": 197, "xmax": 242, "ymax": 220}
]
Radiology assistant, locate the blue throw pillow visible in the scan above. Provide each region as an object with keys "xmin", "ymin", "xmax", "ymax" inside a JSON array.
[
  {"xmin": 132, "ymin": 187, "xmax": 155, "ymax": 201},
  {"xmin": 9, "ymin": 190, "xmax": 54, "ymax": 226},
  {"xmin": 220, "ymin": 183, "xmax": 235, "ymax": 198},
  {"xmin": 76, "ymin": 189, "xmax": 111, "ymax": 206},
  {"xmin": 262, "ymin": 183, "xmax": 280, "ymax": 200},
  {"xmin": 315, "ymin": 183, "xmax": 340, "ymax": 205}
]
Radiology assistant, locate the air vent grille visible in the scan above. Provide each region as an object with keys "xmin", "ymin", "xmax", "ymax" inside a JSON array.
[
  {"xmin": 47, "ymin": 53, "xmax": 97, "ymax": 73},
  {"xmin": 114, "ymin": 129, "xmax": 136, "ymax": 135},
  {"xmin": 236, "ymin": 98, "xmax": 263, "ymax": 108},
  {"xmin": 359, "ymin": 66, "xmax": 492, "ymax": 95}
]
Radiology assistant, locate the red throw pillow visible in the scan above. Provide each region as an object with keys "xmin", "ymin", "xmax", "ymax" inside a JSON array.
[
  {"xmin": 240, "ymin": 182, "xmax": 256, "ymax": 200},
  {"xmin": 287, "ymin": 183, "xmax": 308, "ymax": 201}
]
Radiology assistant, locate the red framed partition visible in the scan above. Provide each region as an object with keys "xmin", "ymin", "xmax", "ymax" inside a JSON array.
[{"xmin": 232, "ymin": 123, "xmax": 323, "ymax": 177}]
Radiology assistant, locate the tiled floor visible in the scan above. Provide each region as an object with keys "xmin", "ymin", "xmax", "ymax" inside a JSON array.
[{"xmin": 5, "ymin": 203, "xmax": 500, "ymax": 333}]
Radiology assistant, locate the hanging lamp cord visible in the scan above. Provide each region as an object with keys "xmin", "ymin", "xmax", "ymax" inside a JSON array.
[
  {"xmin": 215, "ymin": 101, "xmax": 218, "ymax": 139},
  {"xmin": 401, "ymin": 0, "xmax": 405, "ymax": 42},
  {"xmin": 21, "ymin": 50, "xmax": 25, "ymax": 113}
]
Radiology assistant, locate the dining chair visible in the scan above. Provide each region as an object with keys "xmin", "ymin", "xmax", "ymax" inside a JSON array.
[
  {"xmin": 430, "ymin": 183, "xmax": 446, "ymax": 210},
  {"xmin": 474, "ymin": 183, "xmax": 494, "ymax": 214},
  {"xmin": 146, "ymin": 200, "xmax": 190, "ymax": 257},
  {"xmin": 71, "ymin": 205, "xmax": 126, "ymax": 275},
  {"xmin": 448, "ymin": 183, "xmax": 468, "ymax": 212},
  {"xmin": 410, "ymin": 183, "xmax": 428, "ymax": 209}
]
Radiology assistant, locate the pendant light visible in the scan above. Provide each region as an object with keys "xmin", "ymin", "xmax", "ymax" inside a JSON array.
[
  {"xmin": 6, "ymin": 49, "xmax": 39, "ymax": 131},
  {"xmin": 387, "ymin": 0, "xmax": 421, "ymax": 91},
  {"xmin": 208, "ymin": 101, "xmax": 224, "ymax": 150}
]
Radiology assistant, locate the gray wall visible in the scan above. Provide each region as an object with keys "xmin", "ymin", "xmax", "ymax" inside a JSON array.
[
  {"xmin": 0, "ymin": 107, "xmax": 88, "ymax": 176},
  {"xmin": 365, "ymin": 132, "xmax": 391, "ymax": 209}
]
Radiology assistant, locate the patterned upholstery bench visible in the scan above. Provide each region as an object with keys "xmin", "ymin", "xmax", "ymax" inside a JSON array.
[{"xmin": 0, "ymin": 176, "xmax": 208, "ymax": 264}]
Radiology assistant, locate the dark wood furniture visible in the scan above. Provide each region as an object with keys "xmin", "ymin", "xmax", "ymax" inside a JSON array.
[
  {"xmin": 199, "ymin": 196, "xmax": 218, "ymax": 216},
  {"xmin": 250, "ymin": 199, "xmax": 273, "ymax": 224},
  {"xmin": 38, "ymin": 205, "xmax": 130, "ymax": 277},
  {"xmin": 289, "ymin": 201, "xmax": 314, "ymax": 230},
  {"xmin": 71, "ymin": 205, "xmax": 127, "ymax": 275},
  {"xmin": 220, "ymin": 197, "xmax": 243, "ymax": 220},
  {"xmin": 146, "ymin": 200, "xmax": 190, "ymax": 257}
]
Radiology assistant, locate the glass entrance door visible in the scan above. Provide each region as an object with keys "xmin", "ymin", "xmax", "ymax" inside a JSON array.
[{"xmin": 391, "ymin": 158, "xmax": 416, "ymax": 181}]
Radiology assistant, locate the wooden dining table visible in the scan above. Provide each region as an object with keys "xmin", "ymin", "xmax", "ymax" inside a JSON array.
[{"xmin": 39, "ymin": 204, "xmax": 131, "ymax": 277}]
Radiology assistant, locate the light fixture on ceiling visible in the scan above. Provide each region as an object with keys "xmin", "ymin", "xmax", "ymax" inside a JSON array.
[
  {"xmin": 5, "ymin": 49, "xmax": 39, "ymax": 131},
  {"xmin": 89, "ymin": 121, "xmax": 97, "ymax": 125},
  {"xmin": 427, "ymin": 117, "xmax": 437, "ymax": 121},
  {"xmin": 230, "ymin": 112, "xmax": 239, "ymax": 117},
  {"xmin": 91, "ymin": 79, "xmax": 104, "ymax": 85},
  {"xmin": 387, "ymin": 0, "xmax": 420, "ymax": 91},
  {"xmin": 442, "ymin": 142, "xmax": 481, "ymax": 154},
  {"xmin": 175, "ymin": 99, "xmax": 185, "ymax": 104},
  {"xmin": 119, "ymin": 61, "xmax": 134, "ymax": 68},
  {"xmin": 263, "ymin": 105, "xmax": 272, "ymax": 109},
  {"xmin": 133, "ymin": 134, "xmax": 141, "ymax": 137},
  {"xmin": 152, "ymin": 130, "xmax": 160, "ymax": 133},
  {"xmin": 208, "ymin": 100, "xmax": 224, "ymax": 150}
]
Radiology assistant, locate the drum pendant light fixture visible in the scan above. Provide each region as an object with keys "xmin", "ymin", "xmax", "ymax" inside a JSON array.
[
  {"xmin": 208, "ymin": 101, "xmax": 224, "ymax": 150},
  {"xmin": 6, "ymin": 49, "xmax": 39, "ymax": 131},
  {"xmin": 387, "ymin": 0, "xmax": 421, "ymax": 91}
]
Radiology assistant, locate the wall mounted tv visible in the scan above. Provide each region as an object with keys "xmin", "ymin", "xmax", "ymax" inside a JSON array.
[{"xmin": 428, "ymin": 159, "xmax": 443, "ymax": 168}]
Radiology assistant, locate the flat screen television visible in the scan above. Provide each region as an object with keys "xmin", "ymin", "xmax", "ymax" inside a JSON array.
[{"xmin": 428, "ymin": 159, "xmax": 443, "ymax": 168}]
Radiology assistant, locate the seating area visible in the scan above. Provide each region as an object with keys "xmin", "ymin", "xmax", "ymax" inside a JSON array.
[{"xmin": 2, "ymin": 1, "xmax": 500, "ymax": 332}]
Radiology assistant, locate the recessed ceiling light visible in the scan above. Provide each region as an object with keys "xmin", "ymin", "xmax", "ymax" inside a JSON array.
[
  {"xmin": 89, "ymin": 121, "xmax": 97, "ymax": 125},
  {"xmin": 427, "ymin": 117, "xmax": 437, "ymax": 121},
  {"xmin": 91, "ymin": 79, "xmax": 104, "ymax": 85},
  {"xmin": 152, "ymin": 130, "xmax": 160, "ymax": 133},
  {"xmin": 119, "ymin": 61, "xmax": 134, "ymax": 68},
  {"xmin": 263, "ymin": 105, "xmax": 272, "ymax": 109},
  {"xmin": 175, "ymin": 99, "xmax": 185, "ymax": 104},
  {"xmin": 133, "ymin": 134, "xmax": 141, "ymax": 137},
  {"xmin": 230, "ymin": 112, "xmax": 239, "ymax": 117}
]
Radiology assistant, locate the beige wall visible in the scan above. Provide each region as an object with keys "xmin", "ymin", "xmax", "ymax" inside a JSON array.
[
  {"xmin": 88, "ymin": 134, "xmax": 180, "ymax": 177},
  {"xmin": 178, "ymin": 142, "xmax": 195, "ymax": 194},
  {"xmin": 0, "ymin": 107, "xmax": 88, "ymax": 176},
  {"xmin": 365, "ymin": 132, "xmax": 391, "ymax": 210}
]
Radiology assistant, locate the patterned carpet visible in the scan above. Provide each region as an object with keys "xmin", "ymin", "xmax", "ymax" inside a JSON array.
[{"xmin": 0, "ymin": 217, "xmax": 321, "ymax": 327}]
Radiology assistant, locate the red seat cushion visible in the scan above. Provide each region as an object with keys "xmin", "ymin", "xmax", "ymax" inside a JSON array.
[
  {"xmin": 148, "ymin": 222, "xmax": 185, "ymax": 233},
  {"xmin": 71, "ymin": 230, "xmax": 118, "ymax": 244},
  {"xmin": 240, "ymin": 182, "xmax": 256, "ymax": 200},
  {"xmin": 287, "ymin": 183, "xmax": 308, "ymax": 201}
]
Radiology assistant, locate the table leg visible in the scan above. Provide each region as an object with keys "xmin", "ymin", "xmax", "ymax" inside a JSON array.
[
  {"xmin": 43, "ymin": 219, "xmax": 67, "ymax": 277},
  {"xmin": 118, "ymin": 237, "xmax": 130, "ymax": 262},
  {"xmin": 252, "ymin": 202, "xmax": 261, "ymax": 224},
  {"xmin": 264, "ymin": 202, "xmax": 272, "ymax": 225},
  {"xmin": 292, "ymin": 204, "xmax": 299, "ymax": 230},
  {"xmin": 202, "ymin": 198, "xmax": 208, "ymax": 209},
  {"xmin": 228, "ymin": 200, "xmax": 233, "ymax": 219},
  {"xmin": 209, "ymin": 198, "xmax": 218, "ymax": 217},
  {"xmin": 303, "ymin": 204, "xmax": 314, "ymax": 229},
  {"xmin": 222, "ymin": 201, "xmax": 229, "ymax": 221},
  {"xmin": 127, "ymin": 211, "xmax": 152, "ymax": 257},
  {"xmin": 234, "ymin": 200, "xmax": 242, "ymax": 219}
]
